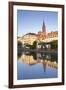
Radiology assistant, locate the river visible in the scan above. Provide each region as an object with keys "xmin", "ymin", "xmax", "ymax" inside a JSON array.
[{"xmin": 17, "ymin": 51, "xmax": 58, "ymax": 80}]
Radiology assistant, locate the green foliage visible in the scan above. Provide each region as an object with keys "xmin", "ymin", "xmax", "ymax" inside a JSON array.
[
  {"xmin": 50, "ymin": 40, "xmax": 58, "ymax": 49},
  {"xmin": 25, "ymin": 44, "xmax": 31, "ymax": 48},
  {"xmin": 25, "ymin": 41, "xmax": 37, "ymax": 49},
  {"xmin": 32, "ymin": 41, "xmax": 37, "ymax": 49},
  {"xmin": 18, "ymin": 41, "xmax": 22, "ymax": 47},
  {"xmin": 22, "ymin": 40, "xmax": 58, "ymax": 50}
]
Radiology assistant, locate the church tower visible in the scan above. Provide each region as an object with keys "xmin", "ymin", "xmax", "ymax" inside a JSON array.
[{"xmin": 42, "ymin": 21, "xmax": 46, "ymax": 32}]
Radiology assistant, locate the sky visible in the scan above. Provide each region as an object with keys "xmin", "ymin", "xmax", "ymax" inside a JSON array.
[{"xmin": 17, "ymin": 10, "xmax": 58, "ymax": 37}]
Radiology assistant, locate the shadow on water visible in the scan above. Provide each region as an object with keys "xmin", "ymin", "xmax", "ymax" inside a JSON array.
[
  {"xmin": 18, "ymin": 50, "xmax": 58, "ymax": 63},
  {"xmin": 17, "ymin": 50, "xmax": 22, "ymax": 59}
]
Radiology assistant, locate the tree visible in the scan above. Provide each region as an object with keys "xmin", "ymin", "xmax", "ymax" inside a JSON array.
[
  {"xmin": 18, "ymin": 41, "xmax": 22, "ymax": 48},
  {"xmin": 50, "ymin": 40, "xmax": 58, "ymax": 49},
  {"xmin": 32, "ymin": 41, "xmax": 37, "ymax": 49}
]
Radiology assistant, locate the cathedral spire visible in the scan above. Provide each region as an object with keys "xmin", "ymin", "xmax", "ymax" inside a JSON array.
[{"xmin": 42, "ymin": 21, "xmax": 46, "ymax": 32}]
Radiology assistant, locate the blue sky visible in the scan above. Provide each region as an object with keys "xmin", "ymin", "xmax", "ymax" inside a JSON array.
[{"xmin": 17, "ymin": 10, "xmax": 58, "ymax": 36}]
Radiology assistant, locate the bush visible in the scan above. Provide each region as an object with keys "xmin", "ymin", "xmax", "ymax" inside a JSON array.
[
  {"xmin": 31, "ymin": 41, "xmax": 37, "ymax": 49},
  {"xmin": 50, "ymin": 40, "xmax": 58, "ymax": 49},
  {"xmin": 18, "ymin": 41, "xmax": 22, "ymax": 48}
]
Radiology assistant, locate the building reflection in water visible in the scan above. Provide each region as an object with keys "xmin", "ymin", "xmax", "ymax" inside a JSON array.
[{"xmin": 18, "ymin": 51, "xmax": 58, "ymax": 73}]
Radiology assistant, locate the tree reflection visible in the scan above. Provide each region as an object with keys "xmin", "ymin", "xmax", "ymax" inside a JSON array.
[{"xmin": 18, "ymin": 51, "xmax": 58, "ymax": 62}]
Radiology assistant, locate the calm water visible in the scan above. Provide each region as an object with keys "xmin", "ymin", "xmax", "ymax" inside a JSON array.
[{"xmin": 17, "ymin": 51, "xmax": 58, "ymax": 80}]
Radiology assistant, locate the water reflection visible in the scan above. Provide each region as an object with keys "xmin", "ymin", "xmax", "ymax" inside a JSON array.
[{"xmin": 17, "ymin": 51, "xmax": 58, "ymax": 80}]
